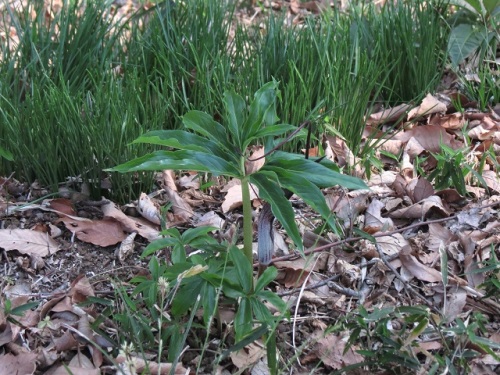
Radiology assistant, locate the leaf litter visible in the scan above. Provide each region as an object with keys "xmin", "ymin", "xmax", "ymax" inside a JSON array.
[{"xmin": 1, "ymin": 0, "xmax": 500, "ymax": 374}]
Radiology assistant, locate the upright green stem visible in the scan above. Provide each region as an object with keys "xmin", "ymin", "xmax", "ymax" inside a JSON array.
[{"xmin": 240, "ymin": 176, "xmax": 254, "ymax": 286}]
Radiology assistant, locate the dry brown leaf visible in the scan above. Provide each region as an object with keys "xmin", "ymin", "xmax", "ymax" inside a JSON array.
[
  {"xmin": 164, "ymin": 187, "xmax": 194, "ymax": 224},
  {"xmin": 161, "ymin": 170, "xmax": 178, "ymax": 191},
  {"xmin": 482, "ymin": 170, "xmax": 500, "ymax": 193},
  {"xmin": 115, "ymin": 353, "xmax": 187, "ymax": 375},
  {"xmin": 429, "ymin": 112, "xmax": 465, "ymax": 130},
  {"xmin": 376, "ymin": 234, "xmax": 409, "ymax": 256},
  {"xmin": 0, "ymin": 352, "xmax": 37, "ymax": 375},
  {"xmin": 0, "ymin": 228, "xmax": 60, "ymax": 256},
  {"xmin": 230, "ymin": 342, "xmax": 265, "ymax": 369},
  {"xmin": 407, "ymin": 93, "xmax": 447, "ymax": 119},
  {"xmin": 115, "ymin": 231, "xmax": 137, "ymax": 263},
  {"xmin": 366, "ymin": 103, "xmax": 411, "ymax": 125},
  {"xmin": 60, "ymin": 216, "xmax": 126, "ymax": 247},
  {"xmin": 388, "ymin": 195, "xmax": 449, "ymax": 219},
  {"xmin": 408, "ymin": 177, "xmax": 435, "ymax": 203},
  {"xmin": 48, "ymin": 198, "xmax": 76, "ymax": 216},
  {"xmin": 101, "ymin": 201, "xmax": 160, "ymax": 241},
  {"xmin": 399, "ymin": 246, "xmax": 442, "ymax": 283},
  {"xmin": 364, "ymin": 199, "xmax": 394, "ymax": 233},
  {"xmin": 69, "ymin": 275, "xmax": 95, "ymax": 304},
  {"xmin": 221, "ymin": 181, "xmax": 259, "ymax": 213},
  {"xmin": 443, "ymin": 286, "xmax": 467, "ymax": 323},
  {"xmin": 137, "ymin": 192, "xmax": 161, "ymax": 225},
  {"xmin": 178, "ymin": 173, "xmax": 200, "ymax": 189},
  {"xmin": 245, "ymin": 145, "xmax": 265, "ymax": 175},
  {"xmin": 397, "ymin": 125, "xmax": 462, "ymax": 154},
  {"xmin": 307, "ymin": 333, "xmax": 364, "ymax": 369}
]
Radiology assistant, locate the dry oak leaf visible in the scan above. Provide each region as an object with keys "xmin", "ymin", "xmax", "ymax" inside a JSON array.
[
  {"xmin": 397, "ymin": 124, "xmax": 462, "ymax": 154},
  {"xmin": 366, "ymin": 103, "xmax": 411, "ymax": 125},
  {"xmin": 137, "ymin": 192, "xmax": 161, "ymax": 225},
  {"xmin": 304, "ymin": 332, "xmax": 364, "ymax": 370},
  {"xmin": 221, "ymin": 181, "xmax": 259, "ymax": 213},
  {"xmin": 59, "ymin": 216, "xmax": 126, "ymax": 247},
  {"xmin": 0, "ymin": 352, "xmax": 37, "ymax": 375},
  {"xmin": 101, "ymin": 200, "xmax": 160, "ymax": 241},
  {"xmin": 388, "ymin": 195, "xmax": 450, "ymax": 219},
  {"xmin": 244, "ymin": 145, "xmax": 265, "ymax": 175},
  {"xmin": 407, "ymin": 93, "xmax": 447, "ymax": 120},
  {"xmin": 399, "ymin": 245, "xmax": 442, "ymax": 283},
  {"xmin": 0, "ymin": 228, "xmax": 60, "ymax": 256}
]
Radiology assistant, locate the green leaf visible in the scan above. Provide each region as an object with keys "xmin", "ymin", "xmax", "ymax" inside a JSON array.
[
  {"xmin": 132, "ymin": 130, "xmax": 232, "ymax": 160},
  {"xmin": 242, "ymin": 81, "xmax": 280, "ymax": 148},
  {"xmin": 234, "ymin": 298, "xmax": 253, "ymax": 341},
  {"xmin": 264, "ymin": 154, "xmax": 367, "ymax": 190},
  {"xmin": 220, "ymin": 324, "xmax": 269, "ymax": 360},
  {"xmin": 201, "ymin": 283, "xmax": 217, "ymax": 325},
  {"xmin": 10, "ymin": 301, "xmax": 39, "ymax": 316},
  {"xmin": 141, "ymin": 237, "xmax": 178, "ymax": 258},
  {"xmin": 251, "ymin": 171, "xmax": 303, "ymax": 252},
  {"xmin": 251, "ymin": 124, "xmax": 298, "ymax": 140},
  {"xmin": 172, "ymin": 244, "xmax": 186, "ymax": 264},
  {"xmin": 171, "ymin": 277, "xmax": 203, "ymax": 317},
  {"xmin": 254, "ymin": 267, "xmax": 278, "ymax": 292},
  {"xmin": 251, "ymin": 298, "xmax": 274, "ymax": 322},
  {"xmin": 182, "ymin": 111, "xmax": 231, "ymax": 151},
  {"xmin": 448, "ymin": 24, "xmax": 486, "ymax": 67},
  {"xmin": 0, "ymin": 146, "xmax": 13, "ymax": 161},
  {"xmin": 181, "ymin": 226, "xmax": 219, "ymax": 244},
  {"xmin": 107, "ymin": 150, "xmax": 240, "ymax": 177},
  {"xmin": 257, "ymin": 290, "xmax": 288, "ymax": 314},
  {"xmin": 270, "ymin": 167, "xmax": 338, "ymax": 231},
  {"xmin": 223, "ymin": 89, "xmax": 246, "ymax": 150},
  {"xmin": 229, "ymin": 246, "xmax": 253, "ymax": 294}
]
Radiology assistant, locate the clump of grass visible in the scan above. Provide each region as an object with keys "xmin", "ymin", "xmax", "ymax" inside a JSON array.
[{"xmin": 352, "ymin": 0, "xmax": 449, "ymax": 104}]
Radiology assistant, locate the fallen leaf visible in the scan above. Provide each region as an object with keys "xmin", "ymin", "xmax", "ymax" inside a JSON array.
[
  {"xmin": 60, "ymin": 217, "xmax": 126, "ymax": 247},
  {"xmin": 115, "ymin": 231, "xmax": 137, "ymax": 263},
  {"xmin": 137, "ymin": 192, "xmax": 161, "ymax": 225},
  {"xmin": 0, "ymin": 352, "xmax": 37, "ymax": 375},
  {"xmin": 306, "ymin": 333, "xmax": 364, "ymax": 369},
  {"xmin": 399, "ymin": 246, "xmax": 442, "ymax": 283},
  {"xmin": 230, "ymin": 342, "xmax": 265, "ymax": 369},
  {"xmin": 389, "ymin": 195, "xmax": 450, "ymax": 219},
  {"xmin": 221, "ymin": 181, "xmax": 259, "ymax": 213},
  {"xmin": 101, "ymin": 201, "xmax": 160, "ymax": 241},
  {"xmin": 245, "ymin": 145, "xmax": 265, "ymax": 175},
  {"xmin": 366, "ymin": 103, "xmax": 411, "ymax": 125},
  {"xmin": 408, "ymin": 93, "xmax": 447, "ymax": 119},
  {"xmin": 0, "ymin": 229, "xmax": 60, "ymax": 256}
]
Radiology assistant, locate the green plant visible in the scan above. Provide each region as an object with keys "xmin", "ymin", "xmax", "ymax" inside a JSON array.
[
  {"xmin": 447, "ymin": 0, "xmax": 500, "ymax": 68},
  {"xmin": 336, "ymin": 304, "xmax": 500, "ymax": 374},
  {"xmin": 474, "ymin": 245, "xmax": 500, "ymax": 300},
  {"xmin": 422, "ymin": 143, "xmax": 488, "ymax": 195},
  {"xmin": 108, "ymin": 81, "xmax": 366, "ymax": 372},
  {"xmin": 0, "ymin": 298, "xmax": 39, "ymax": 325},
  {"xmin": 458, "ymin": 62, "xmax": 500, "ymax": 110},
  {"xmin": 109, "ymin": 81, "xmax": 366, "ymax": 267}
]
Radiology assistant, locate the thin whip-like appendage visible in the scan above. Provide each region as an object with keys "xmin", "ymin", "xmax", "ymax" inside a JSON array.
[{"xmin": 257, "ymin": 202, "xmax": 275, "ymax": 266}]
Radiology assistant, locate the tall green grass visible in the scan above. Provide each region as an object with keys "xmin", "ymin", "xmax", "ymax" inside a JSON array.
[
  {"xmin": 0, "ymin": 0, "xmax": 450, "ymax": 202},
  {"xmin": 352, "ymin": 0, "xmax": 449, "ymax": 104}
]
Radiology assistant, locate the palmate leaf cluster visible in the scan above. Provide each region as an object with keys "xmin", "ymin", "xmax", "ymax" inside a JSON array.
[{"xmin": 110, "ymin": 81, "xmax": 367, "ymax": 251}]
